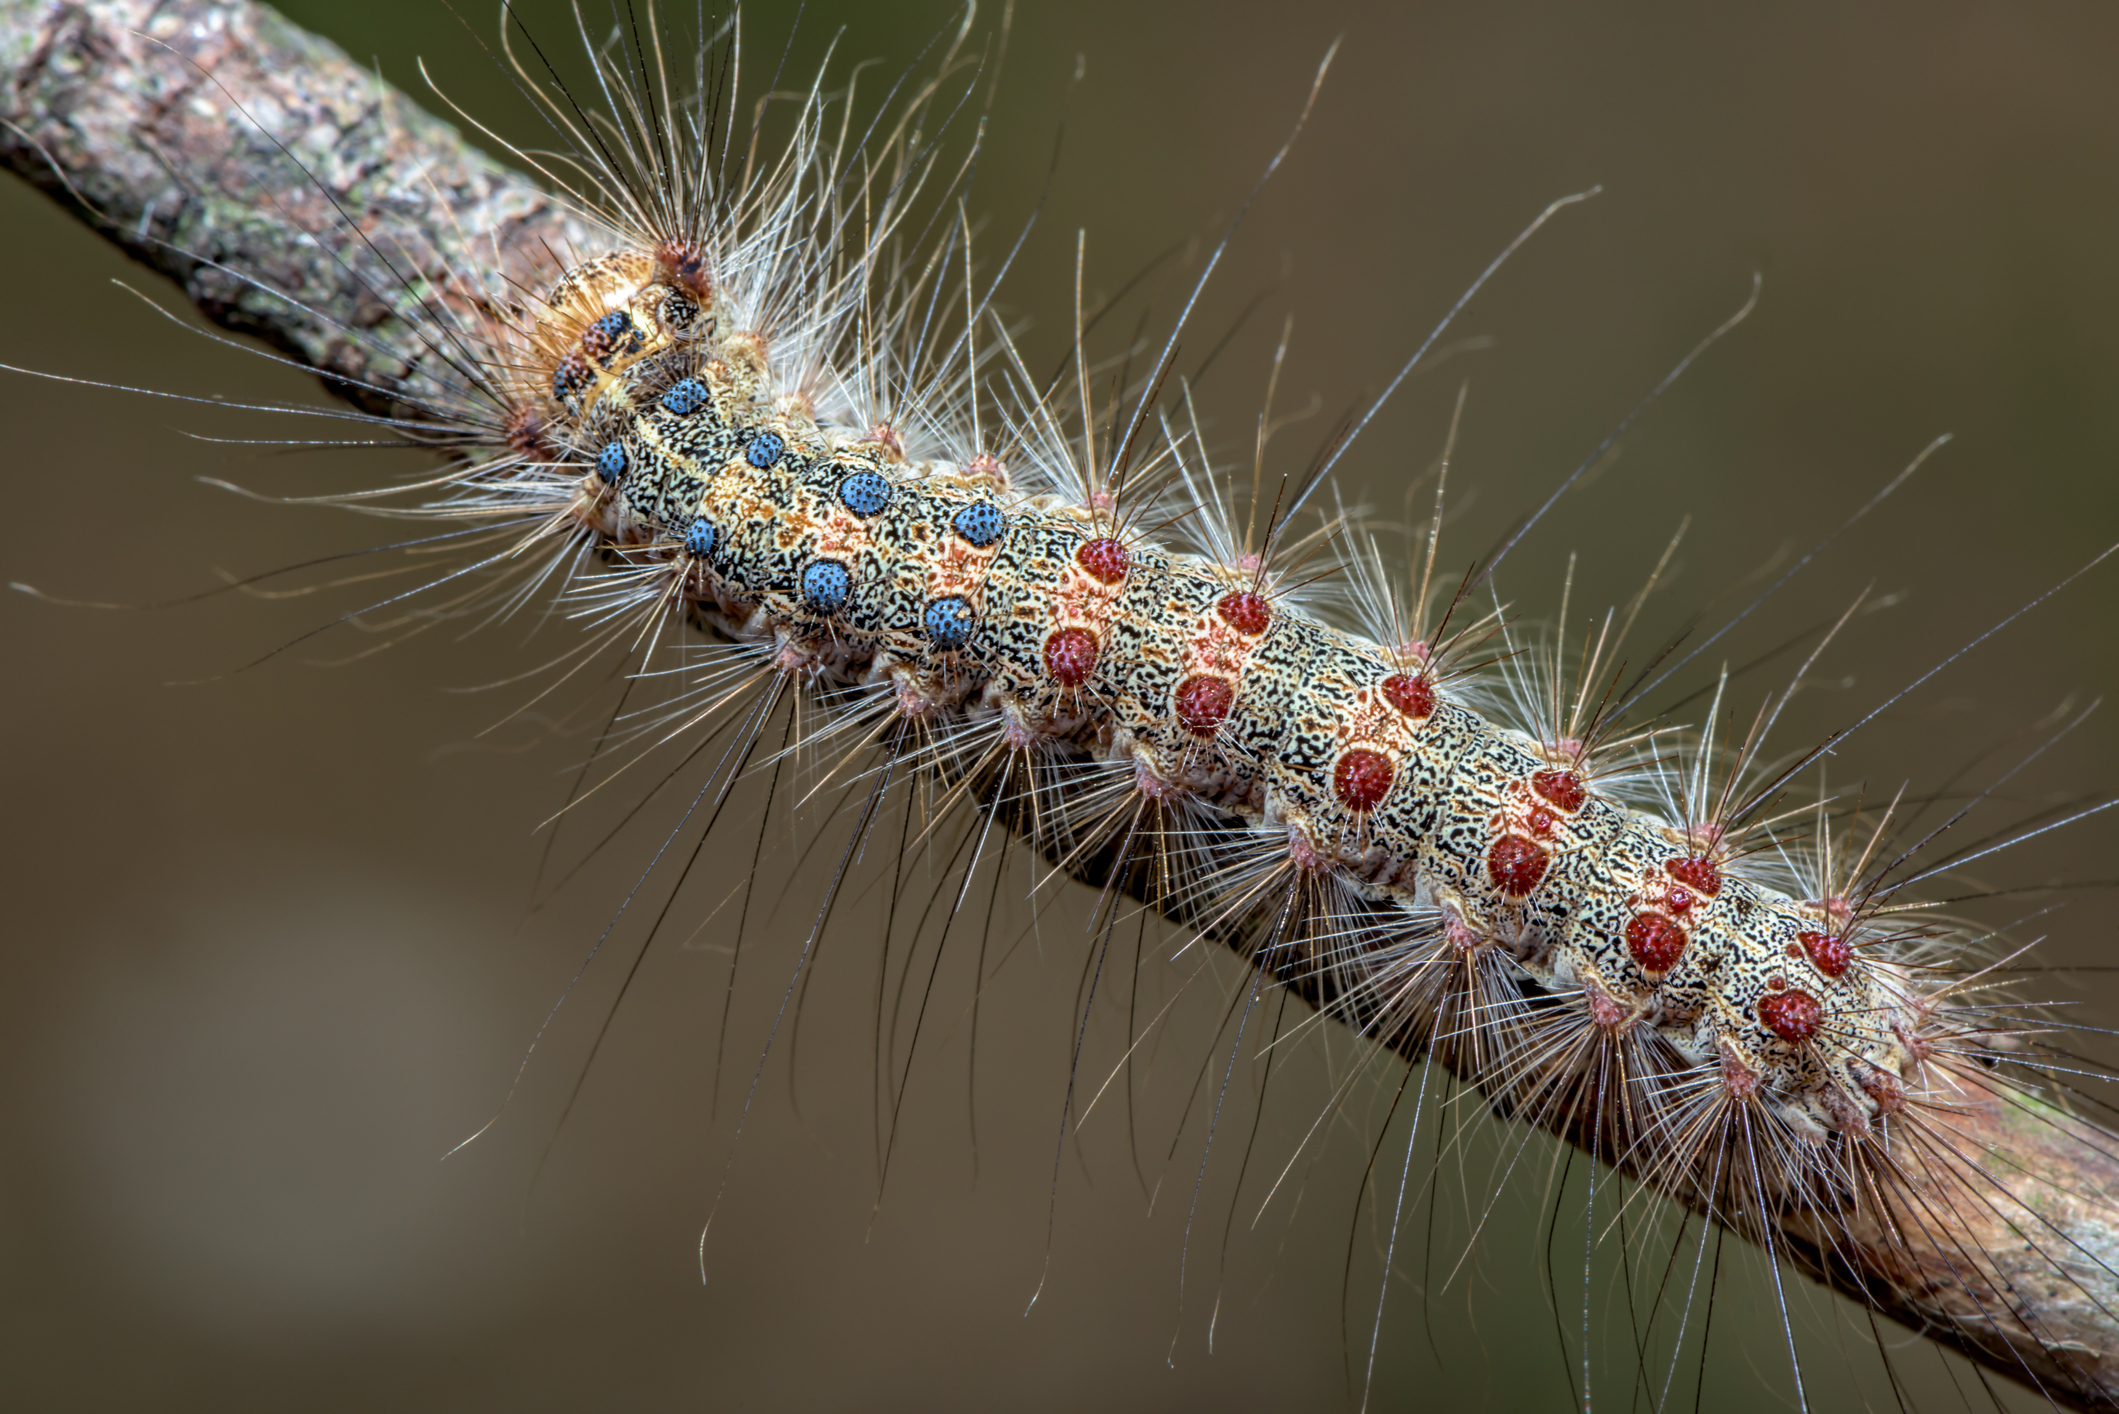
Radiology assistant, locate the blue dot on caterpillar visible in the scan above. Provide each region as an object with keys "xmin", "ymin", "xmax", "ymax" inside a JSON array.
[
  {"xmin": 837, "ymin": 469, "xmax": 892, "ymax": 518},
  {"xmin": 660, "ymin": 378, "xmax": 708, "ymax": 417},
  {"xmin": 951, "ymin": 501, "xmax": 1005, "ymax": 548},
  {"xmin": 584, "ymin": 309, "xmax": 643, "ymax": 364},
  {"xmin": 684, "ymin": 517, "xmax": 716, "ymax": 560},
  {"xmin": 924, "ymin": 596, "xmax": 975, "ymax": 651},
  {"xmin": 745, "ymin": 431, "xmax": 784, "ymax": 469},
  {"xmin": 801, "ymin": 560, "xmax": 850, "ymax": 615}
]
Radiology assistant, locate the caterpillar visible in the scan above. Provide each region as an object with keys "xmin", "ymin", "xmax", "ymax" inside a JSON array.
[{"xmin": 3, "ymin": 1, "xmax": 2117, "ymax": 1410}]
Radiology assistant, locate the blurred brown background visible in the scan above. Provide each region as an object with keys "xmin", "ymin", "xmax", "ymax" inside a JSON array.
[{"xmin": 3, "ymin": 0, "xmax": 2117, "ymax": 1409}]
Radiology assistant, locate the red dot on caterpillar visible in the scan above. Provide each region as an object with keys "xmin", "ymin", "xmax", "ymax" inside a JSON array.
[
  {"xmin": 1174, "ymin": 674, "xmax": 1234, "ymax": 736},
  {"xmin": 1215, "ymin": 591, "xmax": 1271, "ymax": 636},
  {"xmin": 1381, "ymin": 672, "xmax": 1435, "ymax": 720},
  {"xmin": 1331, "ymin": 748, "xmax": 1395, "ymax": 812},
  {"xmin": 1759, "ymin": 988, "xmax": 1823, "ymax": 1043},
  {"xmin": 1665, "ymin": 855, "xmax": 1723, "ymax": 895},
  {"xmin": 1667, "ymin": 886, "xmax": 1694, "ymax": 913},
  {"xmin": 1530, "ymin": 768, "xmax": 1586, "ymax": 812},
  {"xmin": 1527, "ymin": 806, "xmax": 1556, "ymax": 836},
  {"xmin": 1799, "ymin": 929, "xmax": 1852, "ymax": 979},
  {"xmin": 1042, "ymin": 627, "xmax": 1099, "ymax": 687},
  {"xmin": 1485, "ymin": 834, "xmax": 1549, "ymax": 895},
  {"xmin": 1075, "ymin": 537, "xmax": 1129, "ymax": 585},
  {"xmin": 1625, "ymin": 912, "xmax": 1687, "ymax": 973}
]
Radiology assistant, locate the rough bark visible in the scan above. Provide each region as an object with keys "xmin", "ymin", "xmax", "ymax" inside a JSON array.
[
  {"xmin": 1777, "ymin": 1077, "xmax": 2119, "ymax": 1406},
  {"xmin": 5, "ymin": 1, "xmax": 2117, "ymax": 1405},
  {"xmin": 0, "ymin": 0, "xmax": 583, "ymax": 414}
]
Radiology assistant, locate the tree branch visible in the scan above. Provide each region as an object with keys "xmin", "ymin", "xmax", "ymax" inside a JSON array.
[{"xmin": 0, "ymin": 0, "xmax": 580, "ymax": 413}]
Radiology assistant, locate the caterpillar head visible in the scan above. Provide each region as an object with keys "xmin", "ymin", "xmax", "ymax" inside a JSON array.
[{"xmin": 526, "ymin": 251, "xmax": 723, "ymax": 420}]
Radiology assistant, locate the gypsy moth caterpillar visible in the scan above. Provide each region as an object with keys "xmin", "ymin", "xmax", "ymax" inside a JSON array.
[{"xmin": 2, "ymin": 1, "xmax": 2117, "ymax": 1409}]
